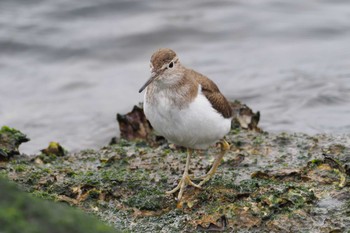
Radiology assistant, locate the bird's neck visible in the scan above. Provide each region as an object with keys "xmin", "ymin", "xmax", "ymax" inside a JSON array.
[{"xmin": 146, "ymin": 69, "xmax": 198, "ymax": 109}]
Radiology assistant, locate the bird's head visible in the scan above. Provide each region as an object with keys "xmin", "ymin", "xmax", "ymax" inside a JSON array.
[{"xmin": 139, "ymin": 48, "xmax": 181, "ymax": 93}]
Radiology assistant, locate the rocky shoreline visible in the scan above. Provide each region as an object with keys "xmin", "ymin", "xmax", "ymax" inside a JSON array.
[
  {"xmin": 1, "ymin": 102, "xmax": 350, "ymax": 232},
  {"xmin": 1, "ymin": 124, "xmax": 350, "ymax": 232}
]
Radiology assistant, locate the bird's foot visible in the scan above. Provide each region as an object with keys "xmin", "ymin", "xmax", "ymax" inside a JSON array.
[
  {"xmin": 197, "ymin": 171, "xmax": 217, "ymax": 187},
  {"xmin": 188, "ymin": 170, "xmax": 217, "ymax": 186},
  {"xmin": 166, "ymin": 174, "xmax": 201, "ymax": 200},
  {"xmin": 191, "ymin": 140, "xmax": 231, "ymax": 186}
]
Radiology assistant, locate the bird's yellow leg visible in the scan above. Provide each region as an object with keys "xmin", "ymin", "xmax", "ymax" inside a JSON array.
[
  {"xmin": 198, "ymin": 139, "xmax": 230, "ymax": 186},
  {"xmin": 166, "ymin": 148, "xmax": 201, "ymax": 200}
]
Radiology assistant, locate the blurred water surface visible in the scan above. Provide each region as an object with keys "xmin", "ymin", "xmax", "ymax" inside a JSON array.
[{"xmin": 1, "ymin": 0, "xmax": 350, "ymax": 154}]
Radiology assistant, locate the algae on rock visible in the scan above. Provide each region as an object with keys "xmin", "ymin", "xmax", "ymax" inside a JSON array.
[
  {"xmin": 0, "ymin": 126, "xmax": 29, "ymax": 160},
  {"xmin": 2, "ymin": 129, "xmax": 350, "ymax": 232},
  {"xmin": 0, "ymin": 176, "xmax": 119, "ymax": 233}
]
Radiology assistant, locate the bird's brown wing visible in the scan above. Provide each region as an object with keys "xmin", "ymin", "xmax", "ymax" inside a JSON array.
[{"xmin": 187, "ymin": 69, "xmax": 233, "ymax": 119}]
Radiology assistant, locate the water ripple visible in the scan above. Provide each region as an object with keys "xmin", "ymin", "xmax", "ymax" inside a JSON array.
[{"xmin": 1, "ymin": 0, "xmax": 350, "ymax": 153}]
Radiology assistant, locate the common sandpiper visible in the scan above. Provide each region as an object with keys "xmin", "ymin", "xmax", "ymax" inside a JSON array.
[{"xmin": 139, "ymin": 48, "xmax": 232, "ymax": 200}]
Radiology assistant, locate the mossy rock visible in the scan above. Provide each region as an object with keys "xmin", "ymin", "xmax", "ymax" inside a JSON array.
[
  {"xmin": 0, "ymin": 176, "xmax": 119, "ymax": 233},
  {"xmin": 41, "ymin": 141, "xmax": 67, "ymax": 157},
  {"xmin": 2, "ymin": 130, "xmax": 350, "ymax": 232},
  {"xmin": 0, "ymin": 126, "xmax": 29, "ymax": 159}
]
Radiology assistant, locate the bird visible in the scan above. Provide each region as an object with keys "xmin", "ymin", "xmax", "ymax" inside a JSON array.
[{"xmin": 139, "ymin": 48, "xmax": 232, "ymax": 200}]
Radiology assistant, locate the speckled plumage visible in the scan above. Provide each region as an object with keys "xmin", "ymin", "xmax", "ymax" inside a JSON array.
[
  {"xmin": 139, "ymin": 48, "xmax": 233, "ymax": 200},
  {"xmin": 142, "ymin": 48, "xmax": 232, "ymax": 149},
  {"xmin": 150, "ymin": 48, "xmax": 177, "ymax": 71}
]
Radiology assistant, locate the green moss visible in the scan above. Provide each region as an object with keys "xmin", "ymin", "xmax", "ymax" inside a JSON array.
[
  {"xmin": 231, "ymin": 127, "xmax": 241, "ymax": 135},
  {"xmin": 297, "ymin": 154, "xmax": 308, "ymax": 160},
  {"xmin": 253, "ymin": 135, "xmax": 264, "ymax": 145},
  {"xmin": 41, "ymin": 142, "xmax": 67, "ymax": 158},
  {"xmin": 197, "ymin": 189, "xmax": 210, "ymax": 202},
  {"xmin": 0, "ymin": 126, "xmax": 29, "ymax": 158},
  {"xmin": 31, "ymin": 190, "xmax": 57, "ymax": 201},
  {"xmin": 2, "ymin": 130, "xmax": 350, "ymax": 232},
  {"xmin": 71, "ymin": 170, "xmax": 101, "ymax": 187},
  {"xmin": 124, "ymin": 186, "xmax": 169, "ymax": 210},
  {"xmin": 135, "ymin": 141, "xmax": 149, "ymax": 148},
  {"xmin": 308, "ymin": 159, "xmax": 323, "ymax": 169},
  {"xmin": 0, "ymin": 177, "xmax": 118, "ymax": 233},
  {"xmin": 207, "ymin": 173, "xmax": 237, "ymax": 189},
  {"xmin": 13, "ymin": 164, "xmax": 26, "ymax": 172},
  {"xmin": 101, "ymin": 168, "xmax": 130, "ymax": 183},
  {"xmin": 250, "ymin": 184, "xmax": 315, "ymax": 220},
  {"xmin": 26, "ymin": 168, "xmax": 51, "ymax": 185},
  {"xmin": 163, "ymin": 149, "xmax": 171, "ymax": 156},
  {"xmin": 88, "ymin": 189, "xmax": 101, "ymax": 199},
  {"xmin": 0, "ymin": 126, "xmax": 27, "ymax": 142},
  {"xmin": 117, "ymin": 139, "xmax": 132, "ymax": 147},
  {"xmin": 235, "ymin": 180, "xmax": 256, "ymax": 193}
]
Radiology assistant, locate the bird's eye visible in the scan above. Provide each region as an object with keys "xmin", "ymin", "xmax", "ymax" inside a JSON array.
[{"xmin": 168, "ymin": 62, "xmax": 174, "ymax": 68}]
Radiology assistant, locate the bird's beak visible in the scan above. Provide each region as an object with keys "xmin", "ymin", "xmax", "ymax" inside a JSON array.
[{"xmin": 139, "ymin": 71, "xmax": 157, "ymax": 93}]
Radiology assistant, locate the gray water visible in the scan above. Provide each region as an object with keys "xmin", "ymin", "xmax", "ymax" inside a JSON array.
[{"xmin": 1, "ymin": 0, "xmax": 350, "ymax": 154}]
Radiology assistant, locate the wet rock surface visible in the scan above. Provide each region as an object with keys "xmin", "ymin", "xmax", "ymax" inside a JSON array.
[
  {"xmin": 2, "ymin": 129, "xmax": 350, "ymax": 232},
  {"xmin": 117, "ymin": 105, "xmax": 155, "ymax": 143},
  {"xmin": 0, "ymin": 176, "xmax": 118, "ymax": 233},
  {"xmin": 0, "ymin": 126, "xmax": 29, "ymax": 160}
]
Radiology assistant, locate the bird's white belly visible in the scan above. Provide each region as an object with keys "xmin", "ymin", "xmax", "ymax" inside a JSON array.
[{"xmin": 144, "ymin": 90, "xmax": 232, "ymax": 149}]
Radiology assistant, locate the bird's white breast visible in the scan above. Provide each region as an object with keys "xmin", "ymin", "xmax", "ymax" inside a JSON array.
[{"xmin": 144, "ymin": 86, "xmax": 232, "ymax": 149}]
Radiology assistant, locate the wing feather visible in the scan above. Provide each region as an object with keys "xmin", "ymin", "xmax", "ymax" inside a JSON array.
[{"xmin": 186, "ymin": 69, "xmax": 233, "ymax": 119}]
